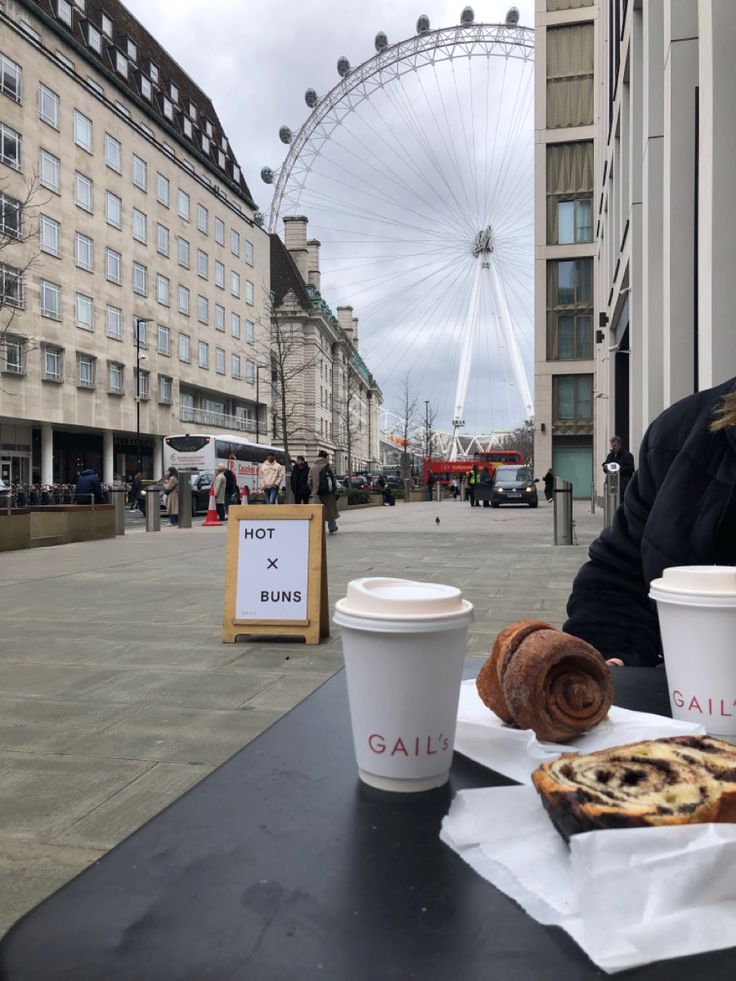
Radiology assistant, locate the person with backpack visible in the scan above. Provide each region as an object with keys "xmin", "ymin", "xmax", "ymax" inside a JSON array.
[{"xmin": 308, "ymin": 450, "xmax": 339, "ymax": 534}]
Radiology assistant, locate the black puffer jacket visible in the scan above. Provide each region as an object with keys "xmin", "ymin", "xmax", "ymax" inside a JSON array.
[{"xmin": 564, "ymin": 377, "xmax": 736, "ymax": 666}]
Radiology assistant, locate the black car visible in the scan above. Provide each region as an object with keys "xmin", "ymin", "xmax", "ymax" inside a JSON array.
[{"xmin": 490, "ymin": 465, "xmax": 539, "ymax": 508}]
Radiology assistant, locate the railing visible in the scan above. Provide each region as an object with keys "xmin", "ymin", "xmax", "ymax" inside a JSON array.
[
  {"xmin": 178, "ymin": 403, "xmax": 258, "ymax": 434},
  {"xmin": 0, "ymin": 484, "xmax": 117, "ymax": 514}
]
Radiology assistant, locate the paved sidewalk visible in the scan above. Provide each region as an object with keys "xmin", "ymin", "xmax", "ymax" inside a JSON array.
[{"xmin": 0, "ymin": 497, "xmax": 603, "ymax": 934}]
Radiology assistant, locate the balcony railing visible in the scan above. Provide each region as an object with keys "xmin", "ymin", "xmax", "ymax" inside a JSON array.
[{"xmin": 179, "ymin": 403, "xmax": 258, "ymax": 434}]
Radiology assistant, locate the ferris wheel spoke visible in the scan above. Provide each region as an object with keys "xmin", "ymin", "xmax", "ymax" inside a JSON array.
[{"xmin": 487, "ymin": 68, "xmax": 534, "ymax": 220}]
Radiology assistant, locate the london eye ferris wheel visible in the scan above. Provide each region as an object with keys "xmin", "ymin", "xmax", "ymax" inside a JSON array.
[{"xmin": 261, "ymin": 6, "xmax": 534, "ymax": 453}]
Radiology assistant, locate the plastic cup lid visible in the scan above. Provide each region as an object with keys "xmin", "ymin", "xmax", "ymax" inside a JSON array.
[
  {"xmin": 336, "ymin": 577, "xmax": 471, "ymax": 620},
  {"xmin": 650, "ymin": 565, "xmax": 736, "ymax": 596}
]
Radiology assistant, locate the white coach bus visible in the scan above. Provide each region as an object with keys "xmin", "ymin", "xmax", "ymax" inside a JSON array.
[{"xmin": 163, "ymin": 434, "xmax": 286, "ymax": 499}]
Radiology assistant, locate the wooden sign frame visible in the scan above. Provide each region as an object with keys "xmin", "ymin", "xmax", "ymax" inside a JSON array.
[{"xmin": 222, "ymin": 504, "xmax": 329, "ymax": 645}]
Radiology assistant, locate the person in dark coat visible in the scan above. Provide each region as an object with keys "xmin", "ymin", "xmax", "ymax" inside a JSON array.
[
  {"xmin": 75, "ymin": 468, "xmax": 103, "ymax": 504},
  {"xmin": 480, "ymin": 466, "xmax": 493, "ymax": 507},
  {"xmin": 290, "ymin": 456, "xmax": 311, "ymax": 504},
  {"xmin": 223, "ymin": 465, "xmax": 238, "ymax": 510},
  {"xmin": 543, "ymin": 468, "xmax": 554, "ymax": 503},
  {"xmin": 308, "ymin": 450, "xmax": 338, "ymax": 533},
  {"xmin": 129, "ymin": 473, "xmax": 143, "ymax": 511},
  {"xmin": 602, "ymin": 435, "xmax": 635, "ymax": 496},
  {"xmin": 564, "ymin": 377, "xmax": 736, "ymax": 667}
]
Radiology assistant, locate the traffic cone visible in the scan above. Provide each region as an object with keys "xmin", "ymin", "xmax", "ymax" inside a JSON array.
[{"xmin": 202, "ymin": 483, "xmax": 222, "ymax": 526}]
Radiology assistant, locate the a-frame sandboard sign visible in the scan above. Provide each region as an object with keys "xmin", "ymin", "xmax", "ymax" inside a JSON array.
[{"xmin": 222, "ymin": 504, "xmax": 329, "ymax": 645}]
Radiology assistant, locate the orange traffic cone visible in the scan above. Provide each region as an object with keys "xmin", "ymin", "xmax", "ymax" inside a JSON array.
[{"xmin": 202, "ymin": 483, "xmax": 222, "ymax": 526}]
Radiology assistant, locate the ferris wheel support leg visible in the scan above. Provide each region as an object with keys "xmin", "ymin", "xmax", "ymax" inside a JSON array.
[
  {"xmin": 450, "ymin": 256, "xmax": 483, "ymax": 461},
  {"xmin": 488, "ymin": 261, "xmax": 534, "ymax": 420}
]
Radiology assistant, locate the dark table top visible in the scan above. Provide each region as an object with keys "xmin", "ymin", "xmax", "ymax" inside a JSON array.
[{"xmin": 1, "ymin": 665, "xmax": 734, "ymax": 981}]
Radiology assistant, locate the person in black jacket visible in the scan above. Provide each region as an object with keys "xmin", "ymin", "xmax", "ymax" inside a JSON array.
[
  {"xmin": 602, "ymin": 435, "xmax": 635, "ymax": 495},
  {"xmin": 222, "ymin": 465, "xmax": 238, "ymax": 511},
  {"xmin": 290, "ymin": 456, "xmax": 311, "ymax": 504},
  {"xmin": 75, "ymin": 468, "xmax": 104, "ymax": 505},
  {"xmin": 564, "ymin": 377, "xmax": 736, "ymax": 666}
]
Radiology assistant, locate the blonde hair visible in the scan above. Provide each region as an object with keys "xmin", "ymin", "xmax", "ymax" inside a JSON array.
[{"xmin": 710, "ymin": 393, "xmax": 736, "ymax": 432}]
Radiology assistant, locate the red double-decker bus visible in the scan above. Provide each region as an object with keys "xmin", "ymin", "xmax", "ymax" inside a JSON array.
[{"xmin": 422, "ymin": 450, "xmax": 524, "ymax": 485}]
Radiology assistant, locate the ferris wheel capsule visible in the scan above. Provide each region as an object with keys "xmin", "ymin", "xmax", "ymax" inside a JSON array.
[
  {"xmin": 460, "ymin": 6, "xmax": 475, "ymax": 25},
  {"xmin": 253, "ymin": 211, "xmax": 264, "ymax": 227},
  {"xmin": 305, "ymin": 88, "xmax": 319, "ymax": 108},
  {"xmin": 260, "ymin": 166, "xmax": 274, "ymax": 184},
  {"xmin": 416, "ymin": 14, "xmax": 430, "ymax": 33},
  {"xmin": 278, "ymin": 125, "xmax": 292, "ymax": 145},
  {"xmin": 375, "ymin": 31, "xmax": 388, "ymax": 51},
  {"xmin": 505, "ymin": 7, "xmax": 520, "ymax": 25},
  {"xmin": 337, "ymin": 55, "xmax": 351, "ymax": 77}
]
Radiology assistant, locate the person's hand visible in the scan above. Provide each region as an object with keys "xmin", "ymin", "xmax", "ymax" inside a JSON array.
[{"xmin": 606, "ymin": 658, "xmax": 625, "ymax": 667}]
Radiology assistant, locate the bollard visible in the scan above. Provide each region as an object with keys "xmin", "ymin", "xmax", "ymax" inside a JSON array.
[
  {"xmin": 553, "ymin": 476, "xmax": 574, "ymax": 546},
  {"xmin": 403, "ymin": 478, "xmax": 412, "ymax": 504},
  {"xmin": 110, "ymin": 487, "xmax": 126, "ymax": 535},
  {"xmin": 436, "ymin": 481, "xmax": 442, "ymax": 503},
  {"xmin": 603, "ymin": 462, "xmax": 621, "ymax": 529},
  {"xmin": 177, "ymin": 470, "xmax": 193, "ymax": 529},
  {"xmin": 145, "ymin": 490, "xmax": 161, "ymax": 532},
  {"xmin": 590, "ymin": 481, "xmax": 596, "ymax": 515}
]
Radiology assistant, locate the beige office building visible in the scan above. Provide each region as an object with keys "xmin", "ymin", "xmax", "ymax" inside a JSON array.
[{"xmin": 0, "ymin": 0, "xmax": 270, "ymax": 488}]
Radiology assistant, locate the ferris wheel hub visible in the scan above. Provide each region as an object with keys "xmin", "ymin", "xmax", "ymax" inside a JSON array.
[{"xmin": 472, "ymin": 226, "xmax": 494, "ymax": 257}]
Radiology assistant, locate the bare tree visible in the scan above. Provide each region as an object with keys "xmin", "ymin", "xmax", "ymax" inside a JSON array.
[
  {"xmin": 421, "ymin": 399, "xmax": 439, "ymax": 473},
  {"xmin": 395, "ymin": 372, "xmax": 420, "ymax": 479},
  {"xmin": 1, "ymin": 176, "xmax": 45, "ymax": 375},
  {"xmin": 501, "ymin": 418, "xmax": 535, "ymax": 465},
  {"xmin": 333, "ymin": 370, "xmax": 363, "ymax": 477}
]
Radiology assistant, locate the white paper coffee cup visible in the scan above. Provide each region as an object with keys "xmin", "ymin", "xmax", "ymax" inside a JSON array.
[
  {"xmin": 334, "ymin": 577, "xmax": 474, "ymax": 792},
  {"xmin": 650, "ymin": 566, "xmax": 736, "ymax": 737}
]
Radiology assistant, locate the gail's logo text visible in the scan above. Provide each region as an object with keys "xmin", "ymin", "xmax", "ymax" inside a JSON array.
[
  {"xmin": 672, "ymin": 690, "xmax": 736, "ymax": 716},
  {"xmin": 367, "ymin": 733, "xmax": 449, "ymax": 757}
]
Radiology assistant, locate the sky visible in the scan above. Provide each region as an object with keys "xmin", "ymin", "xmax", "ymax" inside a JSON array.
[{"xmin": 124, "ymin": 0, "xmax": 537, "ymax": 434}]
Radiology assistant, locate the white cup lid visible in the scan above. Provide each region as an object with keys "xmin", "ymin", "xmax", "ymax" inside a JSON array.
[
  {"xmin": 650, "ymin": 565, "xmax": 736, "ymax": 596},
  {"xmin": 337, "ymin": 577, "xmax": 470, "ymax": 620}
]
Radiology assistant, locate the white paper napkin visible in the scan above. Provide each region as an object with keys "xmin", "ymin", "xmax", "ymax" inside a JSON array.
[
  {"xmin": 454, "ymin": 678, "xmax": 706, "ymax": 784},
  {"xmin": 441, "ymin": 785, "xmax": 736, "ymax": 973}
]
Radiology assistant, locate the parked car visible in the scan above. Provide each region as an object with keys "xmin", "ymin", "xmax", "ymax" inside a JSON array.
[
  {"xmin": 490, "ymin": 465, "xmax": 539, "ymax": 508},
  {"xmin": 0, "ymin": 479, "xmax": 11, "ymax": 507},
  {"xmin": 348, "ymin": 474, "xmax": 369, "ymax": 490}
]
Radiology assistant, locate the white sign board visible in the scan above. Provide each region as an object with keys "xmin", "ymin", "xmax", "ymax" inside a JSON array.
[{"xmin": 235, "ymin": 518, "xmax": 310, "ymax": 621}]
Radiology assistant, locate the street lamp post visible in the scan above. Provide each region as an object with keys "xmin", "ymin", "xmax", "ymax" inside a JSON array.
[
  {"xmin": 255, "ymin": 364, "xmax": 268, "ymax": 443},
  {"xmin": 134, "ymin": 317, "xmax": 150, "ymax": 475}
]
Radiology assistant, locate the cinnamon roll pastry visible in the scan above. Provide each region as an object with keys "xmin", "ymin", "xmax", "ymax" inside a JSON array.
[
  {"xmin": 476, "ymin": 621, "xmax": 613, "ymax": 742},
  {"xmin": 532, "ymin": 735, "xmax": 736, "ymax": 841}
]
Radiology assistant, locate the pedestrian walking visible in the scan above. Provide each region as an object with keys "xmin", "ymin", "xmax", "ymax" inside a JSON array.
[
  {"xmin": 260, "ymin": 453, "xmax": 284, "ymax": 504},
  {"xmin": 290, "ymin": 455, "xmax": 311, "ymax": 504},
  {"xmin": 543, "ymin": 468, "xmax": 554, "ymax": 503},
  {"xmin": 480, "ymin": 466, "xmax": 493, "ymax": 508},
  {"xmin": 467, "ymin": 464, "xmax": 480, "ymax": 507},
  {"xmin": 427, "ymin": 470, "xmax": 436, "ymax": 501},
  {"xmin": 163, "ymin": 467, "xmax": 179, "ymax": 525},
  {"xmin": 450, "ymin": 477, "xmax": 460, "ymax": 500},
  {"xmin": 213, "ymin": 464, "xmax": 228, "ymax": 521},
  {"xmin": 223, "ymin": 465, "xmax": 238, "ymax": 512},
  {"xmin": 129, "ymin": 472, "xmax": 143, "ymax": 511},
  {"xmin": 74, "ymin": 467, "xmax": 103, "ymax": 505},
  {"xmin": 308, "ymin": 450, "xmax": 339, "ymax": 534}
]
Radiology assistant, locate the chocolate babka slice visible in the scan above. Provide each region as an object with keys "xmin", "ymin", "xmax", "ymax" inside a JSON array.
[{"xmin": 532, "ymin": 735, "xmax": 736, "ymax": 841}]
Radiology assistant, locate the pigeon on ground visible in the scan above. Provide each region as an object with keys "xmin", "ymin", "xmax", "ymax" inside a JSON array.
[{"xmin": 435, "ymin": 516, "xmax": 440, "ymax": 525}]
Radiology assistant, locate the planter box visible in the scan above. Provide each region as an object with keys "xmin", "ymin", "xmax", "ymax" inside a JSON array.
[{"xmin": 0, "ymin": 506, "xmax": 116, "ymax": 552}]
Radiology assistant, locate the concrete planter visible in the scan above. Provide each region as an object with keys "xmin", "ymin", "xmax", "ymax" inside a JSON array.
[{"xmin": 0, "ymin": 506, "xmax": 116, "ymax": 552}]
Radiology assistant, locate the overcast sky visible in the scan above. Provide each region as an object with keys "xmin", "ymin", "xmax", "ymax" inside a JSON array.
[{"xmin": 124, "ymin": 0, "xmax": 536, "ymax": 434}]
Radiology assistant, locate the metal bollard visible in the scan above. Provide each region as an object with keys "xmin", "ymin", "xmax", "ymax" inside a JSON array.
[
  {"xmin": 590, "ymin": 481, "xmax": 596, "ymax": 515},
  {"xmin": 177, "ymin": 470, "xmax": 193, "ymax": 529},
  {"xmin": 403, "ymin": 478, "xmax": 412, "ymax": 504},
  {"xmin": 145, "ymin": 491, "xmax": 161, "ymax": 532},
  {"xmin": 111, "ymin": 488, "xmax": 125, "ymax": 535},
  {"xmin": 553, "ymin": 476, "xmax": 574, "ymax": 545},
  {"xmin": 603, "ymin": 462, "xmax": 621, "ymax": 529}
]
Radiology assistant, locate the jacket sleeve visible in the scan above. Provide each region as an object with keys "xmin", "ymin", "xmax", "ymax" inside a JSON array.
[{"xmin": 563, "ymin": 427, "xmax": 663, "ymax": 666}]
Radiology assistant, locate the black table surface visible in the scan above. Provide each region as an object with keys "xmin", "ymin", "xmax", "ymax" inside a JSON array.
[{"xmin": 1, "ymin": 666, "xmax": 734, "ymax": 981}]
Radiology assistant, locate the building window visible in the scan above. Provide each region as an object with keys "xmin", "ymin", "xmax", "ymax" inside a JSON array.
[
  {"xmin": 0, "ymin": 122, "xmax": 20, "ymax": 170},
  {"xmin": 179, "ymin": 332, "xmax": 190, "ymax": 362},
  {"xmin": 77, "ymin": 353, "xmax": 96, "ymax": 389},
  {"xmin": 245, "ymin": 280, "xmax": 254, "ymax": 305},
  {"xmin": 38, "ymin": 85, "xmax": 59, "ymax": 128},
  {"xmin": 197, "ymin": 249, "xmax": 208, "ymax": 279},
  {"xmin": 39, "ymin": 149, "xmax": 60, "ymax": 192},
  {"xmin": 546, "ymin": 143, "xmax": 594, "ymax": 244},
  {"xmin": 231, "ymin": 270, "xmax": 240, "ymax": 297},
  {"xmin": 155, "ymin": 172, "xmax": 169, "ymax": 206},
  {"xmin": 215, "ymin": 347, "xmax": 225, "ymax": 374},
  {"xmin": 105, "ymin": 247, "xmax": 121, "ymax": 284},
  {"xmin": 43, "ymin": 344, "xmax": 63, "ymax": 382},
  {"xmin": 215, "ymin": 304, "xmax": 225, "ymax": 332},
  {"xmin": 136, "ymin": 369, "xmax": 149, "ymax": 400},
  {"xmin": 198, "ymin": 341, "xmax": 209, "ymax": 369},
  {"xmin": 246, "ymin": 319, "xmax": 255, "ymax": 345},
  {"xmin": 105, "ymin": 190, "xmax": 122, "ymax": 229},
  {"xmin": 156, "ymin": 222, "xmax": 169, "ymax": 256},
  {"xmin": 214, "ymin": 260, "xmax": 224, "ymax": 289},
  {"xmin": 74, "ymin": 110, "xmax": 93, "ymax": 152},
  {"xmin": 2, "ymin": 335, "xmax": 25, "ymax": 375},
  {"xmin": 231, "ymin": 312, "xmax": 240, "ymax": 339},
  {"xmin": 230, "ymin": 229, "xmax": 240, "ymax": 256},
  {"xmin": 162, "ymin": 97, "xmax": 173, "ymax": 121},
  {"xmin": 39, "ymin": 215, "xmax": 60, "ymax": 256},
  {"xmin": 140, "ymin": 76, "xmax": 151, "ymax": 100},
  {"xmin": 158, "ymin": 375, "xmax": 172, "ymax": 404},
  {"xmin": 245, "ymin": 240, "xmax": 254, "ymax": 266},
  {"xmin": 197, "ymin": 295, "xmax": 208, "ymax": 324},
  {"xmin": 553, "ymin": 374, "xmax": 593, "ymax": 422},
  {"xmin": 114, "ymin": 52, "xmax": 128, "ymax": 78},
  {"xmin": 231, "ymin": 354, "xmax": 241, "ymax": 379},
  {"xmin": 214, "ymin": 217, "xmax": 225, "ymax": 245},
  {"xmin": 132, "ymin": 154, "xmax": 147, "ymax": 190},
  {"xmin": 134, "ymin": 318, "xmax": 147, "ymax": 347},
  {"xmin": 86, "ymin": 23, "xmax": 102, "ymax": 54},
  {"xmin": 74, "ymin": 172, "xmax": 93, "ymax": 212},
  {"xmin": 177, "ymin": 189, "xmax": 190, "ymax": 220},
  {"xmin": 104, "ymin": 133, "xmax": 122, "ymax": 172},
  {"xmin": 57, "ymin": 0, "xmax": 73, "ymax": 25},
  {"xmin": 106, "ymin": 304, "xmax": 122, "ymax": 340},
  {"xmin": 108, "ymin": 361, "xmax": 124, "ymax": 394},
  {"xmin": 197, "ymin": 203, "xmax": 208, "ymax": 234},
  {"xmin": 169, "ymin": 82, "xmax": 179, "ymax": 104},
  {"xmin": 177, "ymin": 236, "xmax": 190, "ymax": 268},
  {"xmin": 0, "ymin": 192, "xmax": 20, "ymax": 239},
  {"xmin": 546, "ymin": 23, "xmax": 594, "ymax": 129},
  {"xmin": 40, "ymin": 280, "xmax": 61, "ymax": 319},
  {"xmin": 182, "ymin": 117, "xmax": 193, "ymax": 139},
  {"xmin": 132, "ymin": 261, "xmax": 147, "ymax": 295},
  {"xmin": 101, "ymin": 12, "xmax": 113, "ymax": 37},
  {"xmin": 132, "ymin": 207, "xmax": 147, "ymax": 243},
  {"xmin": 75, "ymin": 232, "xmax": 93, "ymax": 271},
  {"xmin": 75, "ymin": 292, "xmax": 94, "ymax": 330},
  {"xmin": 246, "ymin": 359, "xmax": 255, "ymax": 383},
  {"xmin": 157, "ymin": 324, "xmax": 170, "ymax": 355},
  {"xmin": 156, "ymin": 273, "xmax": 169, "ymax": 306},
  {"xmin": 178, "ymin": 285, "xmax": 190, "ymax": 315}
]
